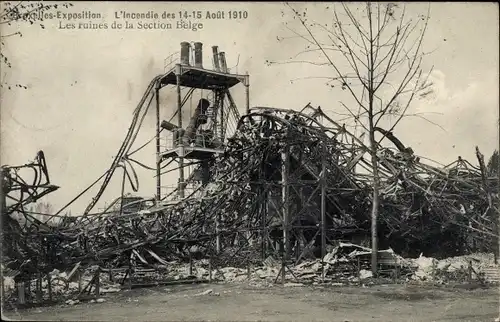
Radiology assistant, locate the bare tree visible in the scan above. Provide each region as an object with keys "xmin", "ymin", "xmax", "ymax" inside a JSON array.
[
  {"xmin": 271, "ymin": 2, "xmax": 435, "ymax": 274},
  {"xmin": 0, "ymin": 1, "xmax": 73, "ymax": 89}
]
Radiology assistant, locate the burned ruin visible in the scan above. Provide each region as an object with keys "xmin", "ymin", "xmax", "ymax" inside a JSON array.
[{"xmin": 1, "ymin": 42, "xmax": 498, "ymax": 305}]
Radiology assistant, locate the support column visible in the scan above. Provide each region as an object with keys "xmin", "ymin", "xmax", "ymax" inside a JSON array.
[
  {"xmin": 119, "ymin": 166, "xmax": 126, "ymax": 216},
  {"xmin": 262, "ymin": 192, "xmax": 268, "ymax": 261},
  {"xmin": 215, "ymin": 213, "xmax": 221, "ymax": 253},
  {"xmin": 17, "ymin": 282, "xmax": 25, "ymax": 305},
  {"xmin": 175, "ymin": 64, "xmax": 185, "ymax": 199},
  {"xmin": 47, "ymin": 274, "xmax": 52, "ymax": 302},
  {"xmin": 281, "ymin": 139, "xmax": 290, "ymax": 283},
  {"xmin": 320, "ymin": 142, "xmax": 327, "ymax": 280},
  {"xmin": 36, "ymin": 273, "xmax": 42, "ymax": 303},
  {"xmin": 155, "ymin": 82, "xmax": 161, "ymax": 201},
  {"xmin": 220, "ymin": 91, "xmax": 224, "ymax": 139},
  {"xmin": 244, "ymin": 73, "xmax": 250, "ymax": 115},
  {"xmin": 95, "ymin": 267, "xmax": 101, "ymax": 298}
]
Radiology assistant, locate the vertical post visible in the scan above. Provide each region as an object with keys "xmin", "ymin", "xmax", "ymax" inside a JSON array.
[
  {"xmin": 78, "ymin": 269, "xmax": 82, "ymax": 293},
  {"xmin": 155, "ymin": 82, "xmax": 162, "ymax": 201},
  {"xmin": 47, "ymin": 274, "xmax": 52, "ymax": 302},
  {"xmin": 127, "ymin": 268, "xmax": 132, "ymax": 290},
  {"xmin": 189, "ymin": 253, "xmax": 193, "ymax": 276},
  {"xmin": 262, "ymin": 193, "xmax": 268, "ymax": 261},
  {"xmin": 175, "ymin": 64, "xmax": 185, "ymax": 199},
  {"xmin": 281, "ymin": 138, "xmax": 289, "ymax": 284},
  {"xmin": 36, "ymin": 275, "xmax": 42, "ymax": 303},
  {"xmin": 321, "ymin": 142, "xmax": 327, "ymax": 281},
  {"xmin": 95, "ymin": 267, "xmax": 100, "ymax": 298},
  {"xmin": 494, "ymin": 239, "xmax": 498, "ymax": 265},
  {"xmin": 296, "ymin": 187, "xmax": 304, "ymax": 263},
  {"xmin": 357, "ymin": 257, "xmax": 361, "ymax": 278},
  {"xmin": 220, "ymin": 90, "xmax": 224, "ymax": 140},
  {"xmin": 215, "ymin": 214, "xmax": 221, "ymax": 253},
  {"xmin": 119, "ymin": 166, "xmax": 126, "ymax": 216},
  {"xmin": 26, "ymin": 280, "xmax": 31, "ymax": 303},
  {"xmin": 281, "ymin": 238, "xmax": 286, "ymax": 285},
  {"xmin": 208, "ymin": 255, "xmax": 212, "ymax": 283},
  {"xmin": 17, "ymin": 282, "xmax": 25, "ymax": 305},
  {"xmin": 244, "ymin": 74, "xmax": 250, "ymax": 115},
  {"xmin": 128, "ymin": 252, "xmax": 133, "ymax": 290}
]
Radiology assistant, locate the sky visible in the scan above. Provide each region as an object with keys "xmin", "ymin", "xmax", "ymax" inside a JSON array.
[{"xmin": 1, "ymin": 2, "xmax": 498, "ymax": 214}]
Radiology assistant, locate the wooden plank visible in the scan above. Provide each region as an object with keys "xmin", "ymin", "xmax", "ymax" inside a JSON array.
[
  {"xmin": 132, "ymin": 250, "xmax": 149, "ymax": 265},
  {"xmin": 17, "ymin": 282, "xmax": 25, "ymax": 305},
  {"xmin": 95, "ymin": 268, "xmax": 100, "ymax": 297},
  {"xmin": 66, "ymin": 262, "xmax": 81, "ymax": 282},
  {"xmin": 145, "ymin": 249, "xmax": 169, "ymax": 265}
]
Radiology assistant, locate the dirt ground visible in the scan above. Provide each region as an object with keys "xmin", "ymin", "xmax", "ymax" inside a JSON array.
[{"xmin": 3, "ymin": 282, "xmax": 499, "ymax": 322}]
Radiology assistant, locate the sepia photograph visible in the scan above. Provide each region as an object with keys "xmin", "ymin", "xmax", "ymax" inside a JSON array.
[{"xmin": 1, "ymin": 1, "xmax": 499, "ymax": 321}]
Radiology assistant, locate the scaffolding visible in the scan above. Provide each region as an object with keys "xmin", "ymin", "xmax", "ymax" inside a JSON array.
[{"xmin": 155, "ymin": 42, "xmax": 250, "ymax": 202}]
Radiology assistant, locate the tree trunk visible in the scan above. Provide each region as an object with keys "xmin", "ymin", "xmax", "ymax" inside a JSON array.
[
  {"xmin": 369, "ymin": 142, "xmax": 380, "ymax": 276},
  {"xmin": 367, "ymin": 5, "xmax": 379, "ymax": 276}
]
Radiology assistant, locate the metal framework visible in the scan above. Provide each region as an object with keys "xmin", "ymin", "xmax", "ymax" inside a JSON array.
[
  {"xmin": 3, "ymin": 42, "xmax": 497, "ymax": 295},
  {"xmin": 154, "ymin": 43, "xmax": 250, "ymax": 202},
  {"xmin": 2, "ymin": 106, "xmax": 497, "ymax": 289},
  {"xmin": 190, "ymin": 106, "xmax": 374, "ymax": 279}
]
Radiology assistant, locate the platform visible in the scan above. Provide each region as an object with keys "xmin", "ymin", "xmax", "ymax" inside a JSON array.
[
  {"xmin": 159, "ymin": 145, "xmax": 224, "ymax": 161},
  {"xmin": 160, "ymin": 64, "xmax": 247, "ymax": 90}
]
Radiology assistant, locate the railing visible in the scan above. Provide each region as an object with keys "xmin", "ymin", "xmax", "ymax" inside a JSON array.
[
  {"xmin": 163, "ymin": 51, "xmax": 180, "ymax": 73},
  {"xmin": 159, "ymin": 135, "xmax": 171, "ymax": 150},
  {"xmin": 160, "ymin": 131, "xmax": 224, "ymax": 151}
]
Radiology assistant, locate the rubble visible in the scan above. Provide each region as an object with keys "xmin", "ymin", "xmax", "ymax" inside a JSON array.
[
  {"xmin": 65, "ymin": 299, "xmax": 79, "ymax": 306},
  {"xmin": 3, "ymin": 245, "xmax": 496, "ymax": 307},
  {"xmin": 411, "ymin": 255, "xmax": 438, "ymax": 281},
  {"xmin": 1, "ymin": 265, "xmax": 123, "ymax": 305},
  {"xmin": 1, "ymin": 105, "xmax": 498, "ymax": 306},
  {"xmin": 409, "ymin": 252, "xmax": 499, "ymax": 283},
  {"xmin": 359, "ymin": 270, "xmax": 373, "ymax": 280}
]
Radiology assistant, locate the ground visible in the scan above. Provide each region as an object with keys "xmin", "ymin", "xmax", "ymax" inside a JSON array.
[{"xmin": 3, "ymin": 282, "xmax": 499, "ymax": 321}]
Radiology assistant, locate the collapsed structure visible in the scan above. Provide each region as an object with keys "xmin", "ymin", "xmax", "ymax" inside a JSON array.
[{"xmin": 1, "ymin": 43, "xmax": 499, "ymax": 302}]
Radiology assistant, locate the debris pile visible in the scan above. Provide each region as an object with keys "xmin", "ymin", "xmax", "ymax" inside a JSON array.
[
  {"xmin": 2, "ymin": 105, "xmax": 498, "ymax": 297},
  {"xmin": 1, "ymin": 265, "xmax": 122, "ymax": 305},
  {"xmin": 109, "ymin": 244, "xmax": 497, "ymax": 287},
  {"xmin": 409, "ymin": 253, "xmax": 499, "ymax": 283}
]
